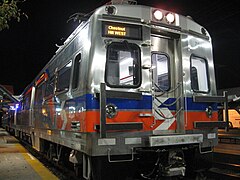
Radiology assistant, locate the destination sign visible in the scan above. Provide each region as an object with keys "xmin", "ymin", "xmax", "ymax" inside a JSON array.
[{"xmin": 102, "ymin": 22, "xmax": 142, "ymax": 40}]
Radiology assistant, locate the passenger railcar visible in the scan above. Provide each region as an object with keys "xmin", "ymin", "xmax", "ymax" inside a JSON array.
[{"xmin": 8, "ymin": 1, "xmax": 228, "ymax": 179}]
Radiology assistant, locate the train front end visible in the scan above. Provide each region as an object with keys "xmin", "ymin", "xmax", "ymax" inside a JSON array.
[{"xmin": 82, "ymin": 3, "xmax": 227, "ymax": 179}]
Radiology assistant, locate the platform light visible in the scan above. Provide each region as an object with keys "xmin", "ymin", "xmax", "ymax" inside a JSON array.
[
  {"xmin": 15, "ymin": 103, "xmax": 19, "ymax": 109},
  {"xmin": 166, "ymin": 13, "xmax": 175, "ymax": 23},
  {"xmin": 153, "ymin": 10, "xmax": 163, "ymax": 21}
]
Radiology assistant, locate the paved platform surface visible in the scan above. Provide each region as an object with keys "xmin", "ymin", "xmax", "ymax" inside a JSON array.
[{"xmin": 0, "ymin": 128, "xmax": 58, "ymax": 180}]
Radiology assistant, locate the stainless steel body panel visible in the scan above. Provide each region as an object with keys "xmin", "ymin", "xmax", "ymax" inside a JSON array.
[
  {"xmin": 181, "ymin": 34, "xmax": 216, "ymax": 96},
  {"xmin": 13, "ymin": 4, "xmax": 219, "ymax": 158},
  {"xmin": 149, "ymin": 134, "xmax": 203, "ymax": 147}
]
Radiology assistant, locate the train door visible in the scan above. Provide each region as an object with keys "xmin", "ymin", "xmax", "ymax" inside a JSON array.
[
  {"xmin": 54, "ymin": 60, "xmax": 73, "ymax": 130},
  {"xmin": 20, "ymin": 89, "xmax": 32, "ymax": 126},
  {"xmin": 29, "ymin": 87, "xmax": 35, "ymax": 127},
  {"xmin": 151, "ymin": 34, "xmax": 183, "ymax": 134}
]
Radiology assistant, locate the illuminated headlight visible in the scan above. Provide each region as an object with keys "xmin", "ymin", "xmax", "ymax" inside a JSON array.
[
  {"xmin": 153, "ymin": 10, "xmax": 163, "ymax": 21},
  {"xmin": 106, "ymin": 104, "xmax": 118, "ymax": 118},
  {"xmin": 166, "ymin": 13, "xmax": 175, "ymax": 23}
]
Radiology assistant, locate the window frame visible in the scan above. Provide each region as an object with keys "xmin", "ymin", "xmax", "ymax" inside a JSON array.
[
  {"xmin": 56, "ymin": 60, "xmax": 72, "ymax": 93},
  {"xmin": 151, "ymin": 52, "xmax": 171, "ymax": 92},
  {"xmin": 190, "ymin": 54, "xmax": 210, "ymax": 93},
  {"xmin": 72, "ymin": 53, "xmax": 82, "ymax": 90},
  {"xmin": 105, "ymin": 41, "xmax": 142, "ymax": 88},
  {"xmin": 22, "ymin": 91, "xmax": 31, "ymax": 110},
  {"xmin": 44, "ymin": 75, "xmax": 56, "ymax": 98},
  {"xmin": 35, "ymin": 81, "xmax": 46, "ymax": 107}
]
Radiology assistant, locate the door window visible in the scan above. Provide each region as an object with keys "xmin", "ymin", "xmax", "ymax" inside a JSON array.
[{"xmin": 152, "ymin": 53, "xmax": 170, "ymax": 91}]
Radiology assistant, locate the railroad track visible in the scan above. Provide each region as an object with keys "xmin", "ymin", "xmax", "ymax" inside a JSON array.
[
  {"xmin": 218, "ymin": 128, "xmax": 240, "ymax": 144},
  {"xmin": 207, "ymin": 163, "xmax": 240, "ymax": 180},
  {"xmin": 206, "ymin": 149, "xmax": 240, "ymax": 180}
]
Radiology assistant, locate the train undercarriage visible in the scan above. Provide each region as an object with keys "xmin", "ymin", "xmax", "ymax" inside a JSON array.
[{"xmin": 11, "ymin": 129, "xmax": 212, "ymax": 180}]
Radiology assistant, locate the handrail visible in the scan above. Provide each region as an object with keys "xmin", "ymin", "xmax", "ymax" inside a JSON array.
[
  {"xmin": 100, "ymin": 83, "xmax": 107, "ymax": 138},
  {"xmin": 107, "ymin": 148, "xmax": 134, "ymax": 163},
  {"xmin": 193, "ymin": 91, "xmax": 229, "ymax": 132},
  {"xmin": 99, "ymin": 83, "xmax": 143, "ymax": 138},
  {"xmin": 154, "ymin": 95, "xmax": 182, "ymax": 107},
  {"xmin": 223, "ymin": 91, "xmax": 229, "ymax": 132},
  {"xmin": 154, "ymin": 82, "xmax": 182, "ymax": 96},
  {"xmin": 199, "ymin": 143, "xmax": 213, "ymax": 154},
  {"xmin": 154, "ymin": 107, "xmax": 183, "ymax": 120},
  {"xmin": 153, "ymin": 82, "xmax": 183, "ymax": 121}
]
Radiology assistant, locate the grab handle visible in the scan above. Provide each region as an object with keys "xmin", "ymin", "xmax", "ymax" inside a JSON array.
[{"xmin": 107, "ymin": 148, "xmax": 134, "ymax": 163}]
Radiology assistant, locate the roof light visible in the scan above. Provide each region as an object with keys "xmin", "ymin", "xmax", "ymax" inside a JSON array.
[
  {"xmin": 166, "ymin": 13, "xmax": 175, "ymax": 23},
  {"xmin": 105, "ymin": 6, "xmax": 116, "ymax": 15},
  {"xmin": 153, "ymin": 10, "xmax": 163, "ymax": 21}
]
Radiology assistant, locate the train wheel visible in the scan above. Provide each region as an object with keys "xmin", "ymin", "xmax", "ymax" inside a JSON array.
[
  {"xmin": 68, "ymin": 150, "xmax": 83, "ymax": 177},
  {"xmin": 46, "ymin": 143, "xmax": 56, "ymax": 161}
]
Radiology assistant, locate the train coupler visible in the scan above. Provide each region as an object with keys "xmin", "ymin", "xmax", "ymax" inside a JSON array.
[
  {"xmin": 139, "ymin": 148, "xmax": 186, "ymax": 179},
  {"xmin": 162, "ymin": 149, "xmax": 186, "ymax": 176}
]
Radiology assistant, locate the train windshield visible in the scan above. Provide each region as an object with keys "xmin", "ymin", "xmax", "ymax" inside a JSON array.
[{"xmin": 105, "ymin": 42, "xmax": 141, "ymax": 88}]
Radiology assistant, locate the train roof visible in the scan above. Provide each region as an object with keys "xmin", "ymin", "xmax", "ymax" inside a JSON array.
[
  {"xmin": 53, "ymin": 3, "xmax": 211, "ymax": 61},
  {"xmin": 21, "ymin": 2, "xmax": 211, "ymax": 96}
]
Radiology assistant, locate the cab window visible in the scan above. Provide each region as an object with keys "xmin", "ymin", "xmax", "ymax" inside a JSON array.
[{"xmin": 105, "ymin": 42, "xmax": 141, "ymax": 88}]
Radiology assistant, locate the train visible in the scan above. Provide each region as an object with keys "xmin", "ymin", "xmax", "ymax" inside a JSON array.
[{"xmin": 4, "ymin": 1, "xmax": 228, "ymax": 179}]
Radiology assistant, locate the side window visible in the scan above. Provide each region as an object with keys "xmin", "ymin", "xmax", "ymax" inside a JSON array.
[
  {"xmin": 152, "ymin": 53, "xmax": 170, "ymax": 91},
  {"xmin": 22, "ymin": 92, "xmax": 31, "ymax": 110},
  {"xmin": 105, "ymin": 42, "xmax": 141, "ymax": 88},
  {"xmin": 56, "ymin": 61, "xmax": 72, "ymax": 92},
  {"xmin": 190, "ymin": 55, "xmax": 209, "ymax": 93},
  {"xmin": 72, "ymin": 53, "xmax": 81, "ymax": 89},
  {"xmin": 45, "ymin": 76, "xmax": 55, "ymax": 97},
  {"xmin": 35, "ymin": 83, "xmax": 45, "ymax": 107}
]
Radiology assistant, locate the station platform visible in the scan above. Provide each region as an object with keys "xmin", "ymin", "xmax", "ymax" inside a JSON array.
[
  {"xmin": 214, "ymin": 143, "xmax": 240, "ymax": 156},
  {"xmin": 218, "ymin": 128, "xmax": 240, "ymax": 144},
  {"xmin": 0, "ymin": 128, "xmax": 58, "ymax": 180},
  {"xmin": 215, "ymin": 129, "xmax": 240, "ymax": 155}
]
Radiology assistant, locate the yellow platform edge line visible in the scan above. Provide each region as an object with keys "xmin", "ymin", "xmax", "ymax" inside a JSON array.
[
  {"xmin": 14, "ymin": 143, "xmax": 28, "ymax": 153},
  {"xmin": 22, "ymin": 152, "xmax": 58, "ymax": 180}
]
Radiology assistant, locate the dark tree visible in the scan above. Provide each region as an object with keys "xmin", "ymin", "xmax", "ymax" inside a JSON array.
[{"xmin": 0, "ymin": 0, "xmax": 26, "ymax": 31}]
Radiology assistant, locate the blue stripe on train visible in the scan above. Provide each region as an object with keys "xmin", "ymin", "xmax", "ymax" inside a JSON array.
[
  {"xmin": 72, "ymin": 94, "xmax": 218, "ymax": 111},
  {"xmin": 85, "ymin": 94, "xmax": 152, "ymax": 110},
  {"xmin": 159, "ymin": 98, "xmax": 176, "ymax": 111},
  {"xmin": 160, "ymin": 97, "xmax": 218, "ymax": 111},
  {"xmin": 185, "ymin": 98, "xmax": 218, "ymax": 111}
]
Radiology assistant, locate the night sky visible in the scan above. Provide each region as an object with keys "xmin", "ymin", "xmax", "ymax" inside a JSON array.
[{"xmin": 0, "ymin": 0, "xmax": 240, "ymax": 95}]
